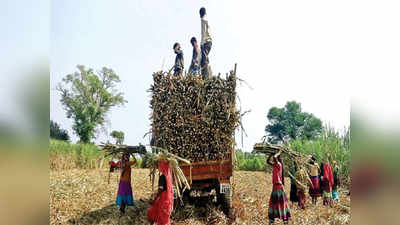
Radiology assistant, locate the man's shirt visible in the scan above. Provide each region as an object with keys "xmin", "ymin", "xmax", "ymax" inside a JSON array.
[{"xmin": 201, "ymin": 16, "xmax": 212, "ymax": 45}]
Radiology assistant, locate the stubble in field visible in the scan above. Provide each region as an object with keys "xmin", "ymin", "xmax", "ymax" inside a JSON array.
[{"xmin": 50, "ymin": 169, "xmax": 350, "ymax": 224}]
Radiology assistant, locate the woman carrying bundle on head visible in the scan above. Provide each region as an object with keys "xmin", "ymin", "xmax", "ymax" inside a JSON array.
[
  {"xmin": 266, "ymin": 149, "xmax": 291, "ymax": 225},
  {"xmin": 332, "ymin": 161, "xmax": 341, "ymax": 201},
  {"xmin": 147, "ymin": 160, "xmax": 173, "ymax": 225},
  {"xmin": 321, "ymin": 154, "xmax": 334, "ymax": 207},
  {"xmin": 308, "ymin": 155, "xmax": 321, "ymax": 204},
  {"xmin": 116, "ymin": 153, "xmax": 137, "ymax": 215}
]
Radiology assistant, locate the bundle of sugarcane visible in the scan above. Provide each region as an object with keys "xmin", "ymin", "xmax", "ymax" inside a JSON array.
[
  {"xmin": 254, "ymin": 142, "xmax": 319, "ymax": 195},
  {"xmin": 149, "ymin": 65, "xmax": 239, "ymax": 162},
  {"xmin": 252, "ymin": 142, "xmax": 312, "ymax": 167},
  {"xmin": 99, "ymin": 143, "xmax": 147, "ymax": 157},
  {"xmin": 287, "ymin": 167, "xmax": 313, "ymax": 190},
  {"xmin": 148, "ymin": 147, "xmax": 191, "ymax": 200}
]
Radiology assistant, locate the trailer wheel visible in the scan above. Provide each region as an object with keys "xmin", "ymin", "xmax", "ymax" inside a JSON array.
[
  {"xmin": 222, "ymin": 190, "xmax": 232, "ymax": 209},
  {"xmin": 217, "ymin": 190, "xmax": 232, "ymax": 215}
]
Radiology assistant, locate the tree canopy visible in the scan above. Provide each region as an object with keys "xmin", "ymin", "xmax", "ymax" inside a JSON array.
[
  {"xmin": 50, "ymin": 120, "xmax": 70, "ymax": 141},
  {"xmin": 57, "ymin": 65, "xmax": 127, "ymax": 143},
  {"xmin": 110, "ymin": 130, "xmax": 125, "ymax": 145},
  {"xmin": 265, "ymin": 101, "xmax": 322, "ymax": 143}
]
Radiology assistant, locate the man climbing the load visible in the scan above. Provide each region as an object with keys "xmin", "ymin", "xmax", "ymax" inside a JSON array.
[
  {"xmin": 173, "ymin": 42, "xmax": 184, "ymax": 76},
  {"xmin": 188, "ymin": 37, "xmax": 200, "ymax": 75},
  {"xmin": 199, "ymin": 7, "xmax": 212, "ymax": 79}
]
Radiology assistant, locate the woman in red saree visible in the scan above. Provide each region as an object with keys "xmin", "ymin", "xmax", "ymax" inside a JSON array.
[
  {"xmin": 321, "ymin": 157, "xmax": 334, "ymax": 207},
  {"xmin": 267, "ymin": 149, "xmax": 291, "ymax": 225},
  {"xmin": 147, "ymin": 160, "xmax": 173, "ymax": 225}
]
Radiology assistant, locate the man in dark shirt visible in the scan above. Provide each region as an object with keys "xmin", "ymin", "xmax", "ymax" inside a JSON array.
[
  {"xmin": 188, "ymin": 37, "xmax": 200, "ymax": 75},
  {"xmin": 173, "ymin": 42, "xmax": 184, "ymax": 76}
]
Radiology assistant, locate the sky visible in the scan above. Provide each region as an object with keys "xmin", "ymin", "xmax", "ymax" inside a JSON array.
[{"xmin": 50, "ymin": 0, "xmax": 353, "ymax": 151}]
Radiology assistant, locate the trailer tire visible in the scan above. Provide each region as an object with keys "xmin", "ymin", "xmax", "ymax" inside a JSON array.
[
  {"xmin": 217, "ymin": 190, "xmax": 232, "ymax": 215},
  {"xmin": 222, "ymin": 191, "xmax": 232, "ymax": 209}
]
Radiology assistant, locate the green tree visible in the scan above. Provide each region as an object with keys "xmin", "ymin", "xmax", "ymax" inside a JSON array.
[
  {"xmin": 110, "ymin": 130, "xmax": 125, "ymax": 145},
  {"xmin": 265, "ymin": 101, "xmax": 322, "ymax": 143},
  {"xmin": 50, "ymin": 120, "xmax": 70, "ymax": 141},
  {"xmin": 57, "ymin": 65, "xmax": 127, "ymax": 143}
]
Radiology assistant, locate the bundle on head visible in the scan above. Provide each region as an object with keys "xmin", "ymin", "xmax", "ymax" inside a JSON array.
[
  {"xmin": 149, "ymin": 67, "xmax": 239, "ymax": 162},
  {"xmin": 99, "ymin": 143, "xmax": 147, "ymax": 157},
  {"xmin": 148, "ymin": 147, "xmax": 191, "ymax": 199},
  {"xmin": 252, "ymin": 142, "xmax": 312, "ymax": 168}
]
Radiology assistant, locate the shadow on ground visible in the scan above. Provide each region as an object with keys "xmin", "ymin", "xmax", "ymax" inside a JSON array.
[
  {"xmin": 67, "ymin": 196, "xmax": 231, "ymax": 225},
  {"xmin": 67, "ymin": 198, "xmax": 151, "ymax": 225}
]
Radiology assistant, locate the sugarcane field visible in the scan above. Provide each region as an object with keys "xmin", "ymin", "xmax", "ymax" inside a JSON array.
[
  {"xmin": 50, "ymin": 66, "xmax": 350, "ymax": 224},
  {"xmin": 50, "ymin": 2, "xmax": 351, "ymax": 225}
]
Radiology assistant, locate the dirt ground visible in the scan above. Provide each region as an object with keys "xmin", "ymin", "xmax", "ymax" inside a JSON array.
[{"xmin": 50, "ymin": 169, "xmax": 350, "ymax": 225}]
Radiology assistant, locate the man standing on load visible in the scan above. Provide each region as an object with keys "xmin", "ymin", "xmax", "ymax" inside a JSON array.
[
  {"xmin": 199, "ymin": 7, "xmax": 212, "ymax": 79},
  {"xmin": 173, "ymin": 42, "xmax": 184, "ymax": 76},
  {"xmin": 188, "ymin": 37, "xmax": 200, "ymax": 75}
]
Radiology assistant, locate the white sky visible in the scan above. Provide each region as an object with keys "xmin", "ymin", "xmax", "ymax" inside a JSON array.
[{"xmin": 50, "ymin": 0, "xmax": 353, "ymax": 151}]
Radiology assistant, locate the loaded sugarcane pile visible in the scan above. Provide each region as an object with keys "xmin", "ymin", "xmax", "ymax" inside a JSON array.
[
  {"xmin": 99, "ymin": 143, "xmax": 147, "ymax": 157},
  {"xmin": 150, "ymin": 67, "xmax": 239, "ymax": 162}
]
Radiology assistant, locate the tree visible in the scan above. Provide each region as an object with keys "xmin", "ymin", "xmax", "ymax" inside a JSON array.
[
  {"xmin": 265, "ymin": 101, "xmax": 322, "ymax": 143},
  {"xmin": 57, "ymin": 65, "xmax": 127, "ymax": 143},
  {"xmin": 50, "ymin": 120, "xmax": 70, "ymax": 141},
  {"xmin": 110, "ymin": 130, "xmax": 125, "ymax": 145}
]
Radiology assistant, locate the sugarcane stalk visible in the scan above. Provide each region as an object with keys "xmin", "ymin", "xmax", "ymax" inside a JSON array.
[{"xmin": 151, "ymin": 146, "xmax": 191, "ymax": 165}]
